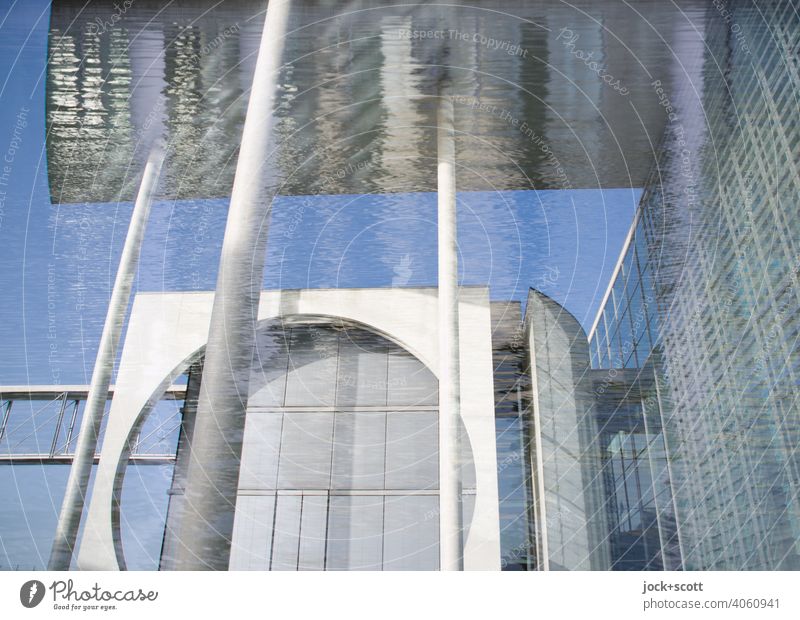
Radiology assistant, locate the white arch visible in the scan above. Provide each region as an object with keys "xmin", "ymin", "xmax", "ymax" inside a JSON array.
[{"xmin": 77, "ymin": 287, "xmax": 500, "ymax": 570}]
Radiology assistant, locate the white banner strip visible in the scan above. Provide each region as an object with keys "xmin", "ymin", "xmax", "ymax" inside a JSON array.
[{"xmin": 1, "ymin": 571, "xmax": 797, "ymax": 619}]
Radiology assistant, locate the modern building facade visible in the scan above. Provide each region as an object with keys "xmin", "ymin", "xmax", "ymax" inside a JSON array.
[
  {"xmin": 1, "ymin": 0, "xmax": 798, "ymax": 571},
  {"xmin": 69, "ymin": 285, "xmax": 617, "ymax": 571},
  {"xmin": 75, "ymin": 287, "xmax": 502, "ymax": 570},
  {"xmin": 587, "ymin": 0, "xmax": 800, "ymax": 569}
]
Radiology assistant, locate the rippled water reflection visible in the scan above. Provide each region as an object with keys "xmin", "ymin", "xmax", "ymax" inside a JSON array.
[{"xmin": 47, "ymin": 0, "xmax": 708, "ymax": 202}]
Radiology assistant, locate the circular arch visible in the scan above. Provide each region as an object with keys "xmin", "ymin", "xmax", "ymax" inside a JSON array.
[{"xmin": 113, "ymin": 312, "xmax": 476, "ymax": 570}]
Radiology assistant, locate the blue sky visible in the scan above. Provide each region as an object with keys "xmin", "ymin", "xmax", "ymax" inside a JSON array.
[{"xmin": 0, "ymin": 0, "xmax": 639, "ymax": 385}]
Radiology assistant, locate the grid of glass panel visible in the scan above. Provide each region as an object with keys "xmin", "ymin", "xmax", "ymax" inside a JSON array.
[
  {"xmin": 589, "ymin": 0, "xmax": 800, "ymax": 570},
  {"xmin": 592, "ymin": 389, "xmax": 681, "ymax": 571},
  {"xmin": 230, "ymin": 323, "xmax": 475, "ymax": 571},
  {"xmin": 590, "ymin": 229, "xmax": 657, "ymax": 371}
]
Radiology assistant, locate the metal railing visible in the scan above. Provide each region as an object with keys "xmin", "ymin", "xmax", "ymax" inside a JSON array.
[{"xmin": 0, "ymin": 385, "xmax": 186, "ymax": 465}]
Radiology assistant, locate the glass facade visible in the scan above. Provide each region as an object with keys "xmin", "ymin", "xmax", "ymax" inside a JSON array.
[
  {"xmin": 161, "ymin": 323, "xmax": 476, "ymax": 571},
  {"xmin": 588, "ymin": 0, "xmax": 800, "ymax": 570},
  {"xmin": 592, "ymin": 375, "xmax": 681, "ymax": 571},
  {"xmin": 490, "ymin": 302, "xmax": 537, "ymax": 570}
]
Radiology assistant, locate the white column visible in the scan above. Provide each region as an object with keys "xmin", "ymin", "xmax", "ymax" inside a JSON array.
[
  {"xmin": 437, "ymin": 92, "xmax": 464, "ymax": 571},
  {"xmin": 49, "ymin": 146, "xmax": 165, "ymax": 570},
  {"xmin": 171, "ymin": 0, "xmax": 291, "ymax": 570}
]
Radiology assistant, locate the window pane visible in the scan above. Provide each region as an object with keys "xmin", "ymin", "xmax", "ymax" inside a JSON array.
[
  {"xmin": 326, "ymin": 496, "xmax": 384, "ymax": 570},
  {"xmin": 284, "ymin": 327, "xmax": 338, "ymax": 406},
  {"xmin": 336, "ymin": 331, "xmax": 388, "ymax": 406},
  {"xmin": 229, "ymin": 494, "xmax": 275, "ymax": 571},
  {"xmin": 271, "ymin": 494, "xmax": 302, "ymax": 570},
  {"xmin": 239, "ymin": 412, "xmax": 282, "ymax": 490},
  {"xmin": 298, "ymin": 495, "xmax": 328, "ymax": 571},
  {"xmin": 331, "ymin": 411, "xmax": 386, "ymax": 489},
  {"xmin": 387, "ymin": 350, "xmax": 437, "ymax": 406},
  {"xmin": 249, "ymin": 327, "xmax": 290, "ymax": 407},
  {"xmin": 385, "ymin": 411, "xmax": 438, "ymax": 490},
  {"xmin": 277, "ymin": 412, "xmax": 333, "ymax": 488},
  {"xmin": 383, "ymin": 495, "xmax": 439, "ymax": 570}
]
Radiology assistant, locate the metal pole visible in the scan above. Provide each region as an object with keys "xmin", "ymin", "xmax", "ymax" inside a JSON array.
[
  {"xmin": 49, "ymin": 393, "xmax": 69, "ymax": 458},
  {"xmin": 64, "ymin": 400, "xmax": 80, "ymax": 453},
  {"xmin": 49, "ymin": 146, "xmax": 165, "ymax": 570},
  {"xmin": 437, "ymin": 91, "xmax": 464, "ymax": 571},
  {"xmin": 0, "ymin": 400, "xmax": 12, "ymax": 442},
  {"xmin": 172, "ymin": 0, "xmax": 291, "ymax": 570}
]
